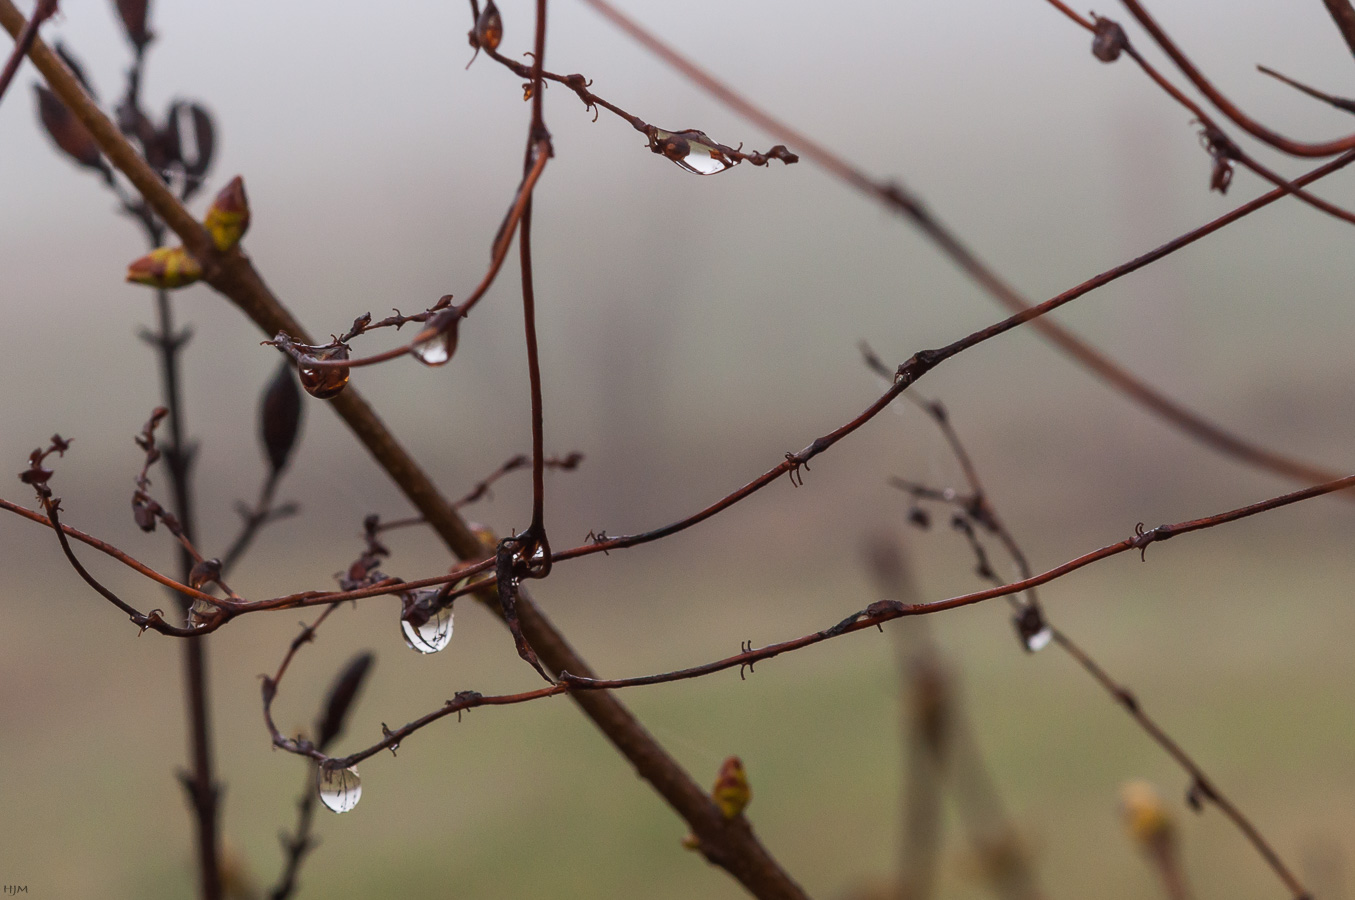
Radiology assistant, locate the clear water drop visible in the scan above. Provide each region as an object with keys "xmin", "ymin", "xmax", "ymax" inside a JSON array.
[
  {"xmin": 1013, "ymin": 603, "xmax": 1052, "ymax": 653},
  {"xmin": 298, "ymin": 345, "xmax": 351, "ymax": 399},
  {"xmin": 400, "ymin": 589, "xmax": 453, "ymax": 654},
  {"xmin": 1023, "ymin": 625, "xmax": 1053, "ymax": 652},
  {"xmin": 187, "ymin": 597, "xmax": 217, "ymax": 628},
  {"xmin": 412, "ymin": 333, "xmax": 450, "ymax": 366},
  {"xmin": 316, "ymin": 764, "xmax": 362, "ymax": 814},
  {"xmin": 650, "ymin": 129, "xmax": 736, "ymax": 175}
]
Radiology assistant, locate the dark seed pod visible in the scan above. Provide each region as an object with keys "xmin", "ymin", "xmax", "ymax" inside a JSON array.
[
  {"xmin": 260, "ymin": 361, "xmax": 303, "ymax": 474},
  {"xmin": 182, "ymin": 103, "xmax": 215, "ymax": 179},
  {"xmin": 315, "ymin": 652, "xmax": 375, "ymax": 751},
  {"xmin": 1091, "ymin": 17, "xmax": 1128, "ymax": 63},
  {"xmin": 35, "ymin": 86, "xmax": 108, "ymax": 176},
  {"xmin": 54, "ymin": 42, "xmax": 97, "ymax": 100},
  {"xmin": 906, "ymin": 506, "xmax": 931, "ymax": 530},
  {"xmin": 114, "ymin": 0, "xmax": 154, "ymax": 50}
]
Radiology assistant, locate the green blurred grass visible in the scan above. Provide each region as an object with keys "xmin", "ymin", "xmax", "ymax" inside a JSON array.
[{"xmin": 3, "ymin": 528, "xmax": 1355, "ymax": 899}]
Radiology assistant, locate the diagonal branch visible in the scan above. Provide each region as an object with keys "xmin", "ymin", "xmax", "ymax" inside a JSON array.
[
  {"xmin": 0, "ymin": 4, "xmax": 806, "ymax": 897},
  {"xmin": 0, "ymin": 0, "xmax": 53, "ymax": 105},
  {"xmin": 579, "ymin": 0, "xmax": 1354, "ymax": 493},
  {"xmin": 1321, "ymin": 0, "xmax": 1355, "ymax": 59},
  {"xmin": 1119, "ymin": 0, "xmax": 1355, "ymax": 157}
]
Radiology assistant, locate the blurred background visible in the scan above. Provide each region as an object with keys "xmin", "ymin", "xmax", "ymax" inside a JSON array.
[{"xmin": 3, "ymin": 0, "xmax": 1355, "ymax": 897}]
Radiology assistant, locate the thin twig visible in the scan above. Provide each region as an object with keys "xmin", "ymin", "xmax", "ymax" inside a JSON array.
[
  {"xmin": 1257, "ymin": 65, "xmax": 1355, "ymax": 115},
  {"xmin": 581, "ymin": 0, "xmax": 1355, "ymax": 491},
  {"xmin": 0, "ymin": 0, "xmax": 53, "ymax": 105},
  {"xmin": 263, "ymin": 471, "xmax": 1354, "ymax": 783},
  {"xmin": 1119, "ymin": 0, "xmax": 1355, "ymax": 157},
  {"xmin": 894, "ymin": 390, "xmax": 1308, "ymax": 899}
]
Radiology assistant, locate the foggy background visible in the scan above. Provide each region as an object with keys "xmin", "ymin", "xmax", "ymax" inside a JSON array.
[{"xmin": 3, "ymin": 0, "xmax": 1355, "ymax": 897}]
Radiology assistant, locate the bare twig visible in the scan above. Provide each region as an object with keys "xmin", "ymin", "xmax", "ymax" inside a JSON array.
[
  {"xmin": 1119, "ymin": 0, "xmax": 1355, "ymax": 158},
  {"xmin": 0, "ymin": 1, "xmax": 806, "ymax": 893},
  {"xmin": 1321, "ymin": 0, "xmax": 1355, "ymax": 59},
  {"xmin": 893, "ymin": 391, "xmax": 1308, "ymax": 899},
  {"xmin": 1257, "ymin": 65, "xmax": 1355, "ymax": 115},
  {"xmin": 581, "ymin": 0, "xmax": 1355, "ymax": 492},
  {"xmin": 0, "ymin": 0, "xmax": 53, "ymax": 104}
]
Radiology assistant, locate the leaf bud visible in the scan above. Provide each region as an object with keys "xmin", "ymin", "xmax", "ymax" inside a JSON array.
[
  {"xmin": 204, "ymin": 175, "xmax": 250, "ymax": 251},
  {"xmin": 125, "ymin": 246, "xmax": 203, "ymax": 288}
]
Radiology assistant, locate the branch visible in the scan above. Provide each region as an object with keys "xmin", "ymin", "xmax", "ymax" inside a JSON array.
[
  {"xmin": 1257, "ymin": 65, "xmax": 1355, "ymax": 115},
  {"xmin": 0, "ymin": 4, "xmax": 810, "ymax": 897},
  {"xmin": 0, "ymin": 0, "xmax": 53, "ymax": 104},
  {"xmin": 1119, "ymin": 0, "xmax": 1355, "ymax": 158},
  {"xmin": 581, "ymin": 0, "xmax": 1355, "ymax": 492},
  {"xmin": 272, "ymin": 472, "xmax": 1354, "ymax": 795},
  {"xmin": 1321, "ymin": 0, "xmax": 1355, "ymax": 58},
  {"xmin": 891, "ymin": 387, "xmax": 1308, "ymax": 899}
]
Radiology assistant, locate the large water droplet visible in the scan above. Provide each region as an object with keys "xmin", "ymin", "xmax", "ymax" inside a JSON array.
[
  {"xmin": 187, "ymin": 598, "xmax": 217, "ymax": 628},
  {"xmin": 400, "ymin": 588, "xmax": 453, "ymax": 654},
  {"xmin": 298, "ymin": 345, "xmax": 350, "ymax": 400},
  {"xmin": 412, "ymin": 333, "xmax": 451, "ymax": 366},
  {"xmin": 316, "ymin": 764, "xmax": 362, "ymax": 813},
  {"xmin": 651, "ymin": 129, "xmax": 736, "ymax": 175}
]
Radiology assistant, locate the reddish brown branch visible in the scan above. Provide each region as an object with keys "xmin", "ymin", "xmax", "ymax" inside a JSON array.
[
  {"xmin": 1052, "ymin": 629, "xmax": 1307, "ymax": 898},
  {"xmin": 286, "ymin": 144, "xmax": 551, "ymax": 371},
  {"xmin": 1322, "ymin": 0, "xmax": 1355, "ymax": 59},
  {"xmin": 274, "ymin": 472, "xmax": 1355, "ymax": 801},
  {"xmin": 1119, "ymin": 0, "xmax": 1355, "ymax": 157},
  {"xmin": 0, "ymin": 0, "xmax": 53, "ymax": 105},
  {"xmin": 1257, "ymin": 65, "xmax": 1355, "ymax": 115},
  {"xmin": 894, "ymin": 395, "xmax": 1307, "ymax": 899},
  {"xmin": 0, "ymin": 496, "xmax": 222, "ymax": 606},
  {"xmin": 583, "ymin": 0, "xmax": 1355, "ymax": 492}
]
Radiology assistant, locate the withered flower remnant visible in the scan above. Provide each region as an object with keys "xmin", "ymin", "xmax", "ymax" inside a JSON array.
[{"xmin": 125, "ymin": 245, "xmax": 203, "ymax": 288}]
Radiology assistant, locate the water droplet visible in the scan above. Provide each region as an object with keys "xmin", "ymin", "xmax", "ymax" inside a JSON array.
[
  {"xmin": 316, "ymin": 764, "xmax": 362, "ymax": 813},
  {"xmin": 411, "ymin": 308, "xmax": 461, "ymax": 367},
  {"xmin": 1023, "ymin": 626, "xmax": 1052, "ymax": 652},
  {"xmin": 187, "ymin": 598, "xmax": 217, "ymax": 627},
  {"xmin": 475, "ymin": 0, "xmax": 503, "ymax": 52},
  {"xmin": 1013, "ymin": 603, "xmax": 1052, "ymax": 652},
  {"xmin": 400, "ymin": 588, "xmax": 454, "ymax": 654},
  {"xmin": 298, "ymin": 345, "xmax": 350, "ymax": 400},
  {"xmin": 650, "ymin": 129, "xmax": 736, "ymax": 175},
  {"xmin": 412, "ymin": 333, "xmax": 451, "ymax": 366}
]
